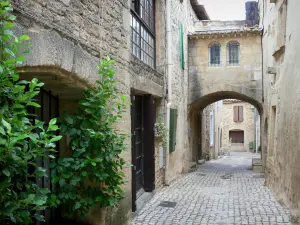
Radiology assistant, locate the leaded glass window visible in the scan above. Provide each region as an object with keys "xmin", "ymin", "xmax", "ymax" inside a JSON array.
[
  {"xmin": 209, "ymin": 42, "xmax": 221, "ymax": 66},
  {"xmin": 227, "ymin": 41, "xmax": 240, "ymax": 65}
]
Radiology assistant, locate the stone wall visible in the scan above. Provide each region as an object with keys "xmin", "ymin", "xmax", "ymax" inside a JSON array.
[
  {"xmin": 260, "ymin": 0, "xmax": 300, "ymax": 219},
  {"xmin": 164, "ymin": 0, "xmax": 200, "ymax": 183}
]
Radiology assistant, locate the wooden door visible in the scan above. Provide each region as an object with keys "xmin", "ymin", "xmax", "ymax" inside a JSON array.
[
  {"xmin": 131, "ymin": 95, "xmax": 144, "ymax": 211},
  {"xmin": 143, "ymin": 95, "xmax": 155, "ymax": 192},
  {"xmin": 131, "ymin": 94, "xmax": 155, "ymax": 212}
]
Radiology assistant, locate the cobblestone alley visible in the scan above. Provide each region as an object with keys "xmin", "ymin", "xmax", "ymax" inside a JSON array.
[{"xmin": 132, "ymin": 152, "xmax": 292, "ymax": 225}]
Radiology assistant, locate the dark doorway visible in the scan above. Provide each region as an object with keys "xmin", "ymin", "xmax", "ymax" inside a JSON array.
[
  {"xmin": 229, "ymin": 130, "xmax": 244, "ymax": 144},
  {"xmin": 29, "ymin": 88, "xmax": 60, "ymax": 225},
  {"xmin": 131, "ymin": 93, "xmax": 155, "ymax": 212}
]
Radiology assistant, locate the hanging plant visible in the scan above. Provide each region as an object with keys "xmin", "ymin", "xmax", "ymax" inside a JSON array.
[{"xmin": 155, "ymin": 116, "xmax": 168, "ymax": 149}]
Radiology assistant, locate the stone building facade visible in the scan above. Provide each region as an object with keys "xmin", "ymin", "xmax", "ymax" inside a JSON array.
[
  {"xmin": 188, "ymin": 18, "xmax": 263, "ymax": 163},
  {"xmin": 221, "ymin": 100, "xmax": 257, "ymax": 152},
  {"xmin": 259, "ymin": 0, "xmax": 300, "ymax": 219},
  {"xmin": 200, "ymin": 100, "xmax": 260, "ymax": 160},
  {"xmin": 11, "ymin": 0, "xmax": 209, "ymax": 224}
]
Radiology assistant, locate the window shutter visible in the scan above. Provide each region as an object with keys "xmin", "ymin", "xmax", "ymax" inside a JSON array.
[
  {"xmin": 169, "ymin": 109, "xmax": 178, "ymax": 153},
  {"xmin": 179, "ymin": 24, "xmax": 184, "ymax": 69},
  {"xmin": 239, "ymin": 106, "xmax": 244, "ymax": 122},
  {"xmin": 234, "ymin": 106, "xmax": 238, "ymax": 122}
]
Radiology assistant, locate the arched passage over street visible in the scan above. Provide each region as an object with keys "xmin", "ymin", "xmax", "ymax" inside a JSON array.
[
  {"xmin": 189, "ymin": 91, "xmax": 263, "ymax": 115},
  {"xmin": 188, "ymin": 91, "xmax": 264, "ymax": 166}
]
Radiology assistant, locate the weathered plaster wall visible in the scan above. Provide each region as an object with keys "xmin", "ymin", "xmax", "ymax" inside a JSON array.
[
  {"xmin": 260, "ymin": 0, "xmax": 300, "ymax": 218},
  {"xmin": 164, "ymin": 0, "xmax": 200, "ymax": 184},
  {"xmin": 221, "ymin": 101, "xmax": 255, "ymax": 152}
]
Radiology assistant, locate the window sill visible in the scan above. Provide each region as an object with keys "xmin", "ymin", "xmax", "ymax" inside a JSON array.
[
  {"xmin": 227, "ymin": 64, "xmax": 240, "ymax": 67},
  {"xmin": 130, "ymin": 54, "xmax": 155, "ymax": 70},
  {"xmin": 208, "ymin": 65, "xmax": 221, "ymax": 68}
]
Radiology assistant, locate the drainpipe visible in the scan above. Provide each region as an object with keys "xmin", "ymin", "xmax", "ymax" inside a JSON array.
[{"xmin": 164, "ymin": 0, "xmax": 172, "ymax": 186}]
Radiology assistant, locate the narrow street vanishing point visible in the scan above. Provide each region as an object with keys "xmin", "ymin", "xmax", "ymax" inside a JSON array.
[{"xmin": 132, "ymin": 153, "xmax": 292, "ymax": 225}]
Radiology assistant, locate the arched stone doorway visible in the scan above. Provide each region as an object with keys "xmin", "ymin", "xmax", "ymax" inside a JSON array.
[{"xmin": 19, "ymin": 66, "xmax": 88, "ymax": 224}]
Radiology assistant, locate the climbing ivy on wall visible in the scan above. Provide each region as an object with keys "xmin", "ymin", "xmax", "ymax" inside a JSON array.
[
  {"xmin": 50, "ymin": 57, "xmax": 129, "ymax": 219},
  {"xmin": 0, "ymin": 1, "xmax": 62, "ymax": 224}
]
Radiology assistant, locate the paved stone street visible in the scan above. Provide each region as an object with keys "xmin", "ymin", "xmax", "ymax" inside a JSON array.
[{"xmin": 132, "ymin": 152, "xmax": 292, "ymax": 225}]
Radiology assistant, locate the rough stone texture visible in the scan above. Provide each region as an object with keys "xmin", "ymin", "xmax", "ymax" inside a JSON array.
[
  {"xmin": 259, "ymin": 0, "xmax": 300, "ymax": 219},
  {"xmin": 132, "ymin": 152, "xmax": 292, "ymax": 225},
  {"xmin": 188, "ymin": 20, "xmax": 264, "ymax": 172},
  {"xmin": 221, "ymin": 101, "xmax": 256, "ymax": 152}
]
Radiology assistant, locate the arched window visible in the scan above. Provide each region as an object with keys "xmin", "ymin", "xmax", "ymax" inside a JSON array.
[
  {"xmin": 227, "ymin": 41, "xmax": 240, "ymax": 65},
  {"xmin": 209, "ymin": 42, "xmax": 221, "ymax": 66}
]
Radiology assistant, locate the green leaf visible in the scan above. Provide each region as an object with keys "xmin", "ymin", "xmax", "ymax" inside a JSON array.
[
  {"xmin": 34, "ymin": 214, "xmax": 45, "ymax": 222},
  {"xmin": 7, "ymin": 15, "xmax": 16, "ymax": 21},
  {"xmin": 50, "ymin": 135, "xmax": 62, "ymax": 143},
  {"xmin": 39, "ymin": 188, "xmax": 50, "ymax": 194},
  {"xmin": 59, "ymin": 178, "xmax": 65, "ymax": 187},
  {"xmin": 19, "ymin": 35, "xmax": 30, "ymax": 41},
  {"xmin": 27, "ymin": 102, "xmax": 41, "ymax": 108},
  {"xmin": 20, "ymin": 210, "xmax": 30, "ymax": 217},
  {"xmin": 73, "ymin": 202, "xmax": 81, "ymax": 210},
  {"xmin": 1, "ymin": 119, "xmax": 11, "ymax": 133},
  {"xmin": 81, "ymin": 171, "xmax": 87, "ymax": 177},
  {"xmin": 32, "ymin": 196, "xmax": 47, "ymax": 206},
  {"xmin": 91, "ymin": 162, "xmax": 96, "ymax": 166},
  {"xmin": 52, "ymin": 176, "xmax": 60, "ymax": 184},
  {"xmin": 4, "ymin": 22, "xmax": 14, "ymax": 29},
  {"xmin": 0, "ymin": 127, "xmax": 6, "ymax": 135},
  {"xmin": 49, "ymin": 118, "xmax": 57, "ymax": 126},
  {"xmin": 65, "ymin": 115, "xmax": 73, "ymax": 124},
  {"xmin": 3, "ymin": 169, "xmax": 10, "ymax": 176},
  {"xmin": 35, "ymin": 167, "xmax": 47, "ymax": 177}
]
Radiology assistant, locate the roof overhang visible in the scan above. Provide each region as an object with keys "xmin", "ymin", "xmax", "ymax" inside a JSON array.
[
  {"xmin": 190, "ymin": 0, "xmax": 210, "ymax": 20},
  {"xmin": 188, "ymin": 28, "xmax": 262, "ymax": 39}
]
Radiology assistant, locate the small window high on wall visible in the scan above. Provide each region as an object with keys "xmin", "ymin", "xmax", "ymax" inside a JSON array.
[
  {"xmin": 209, "ymin": 42, "xmax": 221, "ymax": 66},
  {"xmin": 227, "ymin": 41, "xmax": 240, "ymax": 65},
  {"xmin": 233, "ymin": 106, "xmax": 243, "ymax": 122},
  {"xmin": 130, "ymin": 0, "xmax": 155, "ymax": 68}
]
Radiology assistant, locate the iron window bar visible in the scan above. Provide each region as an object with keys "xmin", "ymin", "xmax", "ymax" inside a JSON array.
[{"xmin": 227, "ymin": 42, "xmax": 240, "ymax": 66}]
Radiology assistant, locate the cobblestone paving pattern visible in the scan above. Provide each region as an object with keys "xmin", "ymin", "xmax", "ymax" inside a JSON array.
[{"xmin": 132, "ymin": 152, "xmax": 292, "ymax": 225}]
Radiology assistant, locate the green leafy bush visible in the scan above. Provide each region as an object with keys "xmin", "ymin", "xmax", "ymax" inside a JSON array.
[
  {"xmin": 0, "ymin": 1, "xmax": 61, "ymax": 224},
  {"xmin": 51, "ymin": 58, "xmax": 129, "ymax": 218}
]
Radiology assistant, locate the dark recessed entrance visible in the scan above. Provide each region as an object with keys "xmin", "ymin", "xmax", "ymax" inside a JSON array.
[{"xmin": 131, "ymin": 93, "xmax": 155, "ymax": 212}]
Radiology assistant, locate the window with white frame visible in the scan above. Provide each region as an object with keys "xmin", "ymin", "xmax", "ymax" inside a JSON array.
[
  {"xmin": 210, "ymin": 112, "xmax": 214, "ymax": 146},
  {"xmin": 130, "ymin": 0, "xmax": 155, "ymax": 68},
  {"xmin": 227, "ymin": 41, "xmax": 240, "ymax": 65},
  {"xmin": 209, "ymin": 42, "xmax": 221, "ymax": 66}
]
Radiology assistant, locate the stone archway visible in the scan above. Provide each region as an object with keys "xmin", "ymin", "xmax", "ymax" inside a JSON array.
[{"xmin": 188, "ymin": 90, "xmax": 264, "ymax": 165}]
